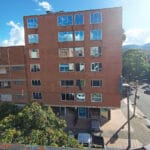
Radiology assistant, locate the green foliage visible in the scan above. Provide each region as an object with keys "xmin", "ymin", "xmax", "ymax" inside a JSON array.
[
  {"xmin": 0, "ymin": 102, "xmax": 82, "ymax": 148},
  {"xmin": 122, "ymin": 49, "xmax": 150, "ymax": 81},
  {"xmin": 0, "ymin": 102, "xmax": 21, "ymax": 120}
]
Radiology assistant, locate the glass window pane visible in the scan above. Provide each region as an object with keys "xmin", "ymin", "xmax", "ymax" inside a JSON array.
[
  {"xmin": 90, "ymin": 29, "xmax": 102, "ymax": 40},
  {"xmin": 91, "ymin": 62, "xmax": 102, "ymax": 72},
  {"xmin": 29, "ymin": 49, "xmax": 40, "ymax": 58},
  {"xmin": 58, "ymin": 32, "xmax": 73, "ymax": 42},
  {"xmin": 28, "ymin": 34, "xmax": 39, "ymax": 44},
  {"xmin": 90, "ymin": 47, "xmax": 101, "ymax": 57},
  {"xmin": 57, "ymin": 15, "xmax": 73, "ymax": 26},
  {"xmin": 75, "ymin": 31, "xmax": 84, "ymax": 41},
  {"xmin": 74, "ymin": 14, "xmax": 84, "ymax": 25},
  {"xmin": 91, "ymin": 93, "xmax": 102, "ymax": 102},
  {"xmin": 90, "ymin": 12, "xmax": 102, "ymax": 24},
  {"xmin": 74, "ymin": 47, "xmax": 84, "ymax": 57},
  {"xmin": 27, "ymin": 18, "xmax": 38, "ymax": 28}
]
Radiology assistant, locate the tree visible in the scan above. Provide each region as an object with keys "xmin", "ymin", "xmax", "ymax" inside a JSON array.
[
  {"xmin": 0, "ymin": 102, "xmax": 21, "ymax": 120},
  {"xmin": 122, "ymin": 49, "xmax": 148, "ymax": 81},
  {"xmin": 0, "ymin": 102, "xmax": 82, "ymax": 148}
]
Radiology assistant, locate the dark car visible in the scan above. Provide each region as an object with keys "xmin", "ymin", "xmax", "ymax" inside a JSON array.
[{"xmin": 144, "ymin": 88, "xmax": 150, "ymax": 94}]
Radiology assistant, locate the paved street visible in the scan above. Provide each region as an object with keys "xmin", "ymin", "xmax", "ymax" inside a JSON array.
[{"xmin": 130, "ymin": 84, "xmax": 150, "ymax": 120}]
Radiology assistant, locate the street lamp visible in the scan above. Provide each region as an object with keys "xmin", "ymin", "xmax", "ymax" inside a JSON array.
[{"xmin": 122, "ymin": 83, "xmax": 131, "ymax": 150}]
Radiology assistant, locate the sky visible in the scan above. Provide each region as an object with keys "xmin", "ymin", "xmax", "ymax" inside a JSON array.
[{"xmin": 0, "ymin": 0, "xmax": 150, "ymax": 46}]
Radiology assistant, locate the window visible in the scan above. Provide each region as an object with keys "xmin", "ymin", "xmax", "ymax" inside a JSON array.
[
  {"xmin": 78, "ymin": 107, "xmax": 87, "ymax": 118},
  {"xmin": 90, "ymin": 12, "xmax": 102, "ymax": 24},
  {"xmin": 14, "ymin": 81, "xmax": 24, "ymax": 85},
  {"xmin": 58, "ymin": 32, "xmax": 73, "ymax": 42},
  {"xmin": 59, "ymin": 63, "xmax": 74, "ymax": 72},
  {"xmin": 0, "ymin": 94, "xmax": 12, "ymax": 101},
  {"xmin": 14, "ymin": 93, "xmax": 27, "ymax": 99},
  {"xmin": 76, "ymin": 80, "xmax": 85, "ymax": 90},
  {"xmin": 27, "ymin": 18, "xmax": 38, "ymax": 28},
  {"xmin": 61, "ymin": 93, "xmax": 74, "ymax": 101},
  {"xmin": 74, "ymin": 47, "xmax": 84, "ymax": 57},
  {"xmin": 91, "ymin": 80, "xmax": 102, "ymax": 87},
  {"xmin": 75, "ymin": 63, "xmax": 85, "ymax": 72},
  {"xmin": 0, "ymin": 81, "xmax": 11, "ymax": 88},
  {"xmin": 29, "ymin": 49, "xmax": 40, "ymax": 58},
  {"xmin": 59, "ymin": 48, "xmax": 74, "ymax": 57},
  {"xmin": 74, "ymin": 14, "xmax": 84, "ymax": 25},
  {"xmin": 91, "ymin": 93, "xmax": 102, "ymax": 102},
  {"xmin": 75, "ymin": 31, "xmax": 84, "ymax": 41},
  {"xmin": 28, "ymin": 34, "xmax": 39, "ymax": 44},
  {"xmin": 90, "ymin": 29, "xmax": 102, "ymax": 40},
  {"xmin": 91, "ymin": 62, "xmax": 102, "ymax": 72},
  {"xmin": 61, "ymin": 80, "xmax": 74, "ymax": 86},
  {"xmin": 30, "ymin": 64, "xmax": 40, "ymax": 72},
  {"xmin": 32, "ymin": 92, "xmax": 42, "ymax": 99},
  {"xmin": 11, "ymin": 66, "xmax": 24, "ymax": 71},
  {"xmin": 57, "ymin": 15, "xmax": 73, "ymax": 26},
  {"xmin": 32, "ymin": 80, "xmax": 41, "ymax": 86},
  {"xmin": 0, "ymin": 67, "xmax": 7, "ymax": 74},
  {"xmin": 90, "ymin": 47, "xmax": 102, "ymax": 57},
  {"xmin": 76, "ymin": 93, "xmax": 85, "ymax": 101}
]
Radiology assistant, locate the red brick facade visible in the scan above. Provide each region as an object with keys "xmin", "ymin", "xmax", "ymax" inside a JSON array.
[{"xmin": 0, "ymin": 7, "xmax": 122, "ymax": 109}]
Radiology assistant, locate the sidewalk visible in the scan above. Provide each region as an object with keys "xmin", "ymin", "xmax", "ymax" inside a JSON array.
[{"xmin": 101, "ymin": 99, "xmax": 150, "ymax": 149}]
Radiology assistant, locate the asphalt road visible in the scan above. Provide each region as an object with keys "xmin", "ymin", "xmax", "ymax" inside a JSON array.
[{"xmin": 130, "ymin": 84, "xmax": 150, "ymax": 120}]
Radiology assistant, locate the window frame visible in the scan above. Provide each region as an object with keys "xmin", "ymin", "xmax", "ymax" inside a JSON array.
[
  {"xmin": 30, "ymin": 64, "xmax": 40, "ymax": 72},
  {"xmin": 29, "ymin": 49, "xmax": 40, "ymax": 59},
  {"xmin": 74, "ymin": 31, "xmax": 84, "ymax": 41},
  {"xmin": 28, "ymin": 34, "xmax": 39, "ymax": 44},
  {"xmin": 58, "ymin": 31, "xmax": 73, "ymax": 42},
  {"xmin": 90, "ymin": 12, "xmax": 102, "ymax": 24},
  {"xmin": 59, "ymin": 63, "xmax": 74, "ymax": 72},
  {"xmin": 59, "ymin": 48, "xmax": 74, "ymax": 58},
  {"xmin": 74, "ymin": 47, "xmax": 84, "ymax": 57},
  {"xmin": 90, "ymin": 47, "xmax": 102, "ymax": 57},
  {"xmin": 32, "ymin": 92, "xmax": 42, "ymax": 100},
  {"xmin": 91, "ymin": 80, "xmax": 102, "ymax": 87},
  {"xmin": 61, "ymin": 93, "xmax": 75, "ymax": 101},
  {"xmin": 31, "ymin": 80, "xmax": 41, "ymax": 86},
  {"xmin": 91, "ymin": 62, "xmax": 102, "ymax": 72},
  {"xmin": 91, "ymin": 93, "xmax": 102, "ymax": 102},
  {"xmin": 57, "ymin": 15, "xmax": 73, "ymax": 26},
  {"xmin": 60, "ymin": 80, "xmax": 74, "ymax": 87},
  {"xmin": 74, "ymin": 14, "xmax": 84, "ymax": 25},
  {"xmin": 90, "ymin": 29, "xmax": 102, "ymax": 41},
  {"xmin": 27, "ymin": 17, "xmax": 38, "ymax": 28}
]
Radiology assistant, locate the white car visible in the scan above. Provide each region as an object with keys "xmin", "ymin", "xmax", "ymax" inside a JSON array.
[{"xmin": 78, "ymin": 133, "xmax": 92, "ymax": 147}]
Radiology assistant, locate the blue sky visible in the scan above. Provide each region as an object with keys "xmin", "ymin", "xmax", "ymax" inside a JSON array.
[{"xmin": 0, "ymin": 0, "xmax": 150, "ymax": 46}]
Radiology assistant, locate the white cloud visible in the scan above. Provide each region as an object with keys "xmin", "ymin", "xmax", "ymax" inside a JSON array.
[
  {"xmin": 2, "ymin": 21, "xmax": 24, "ymax": 47},
  {"xmin": 38, "ymin": 1, "xmax": 52, "ymax": 11},
  {"xmin": 123, "ymin": 29, "xmax": 150, "ymax": 45}
]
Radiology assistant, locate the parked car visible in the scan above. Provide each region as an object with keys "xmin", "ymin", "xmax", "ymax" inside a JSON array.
[
  {"xmin": 92, "ymin": 135, "xmax": 104, "ymax": 148},
  {"xmin": 144, "ymin": 88, "xmax": 150, "ymax": 95},
  {"xmin": 77, "ymin": 133, "xmax": 92, "ymax": 147}
]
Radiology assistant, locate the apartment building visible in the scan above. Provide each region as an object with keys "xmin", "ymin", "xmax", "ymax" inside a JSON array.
[
  {"xmin": 0, "ymin": 7, "xmax": 122, "ymax": 123},
  {"xmin": 0, "ymin": 46, "xmax": 28, "ymax": 103}
]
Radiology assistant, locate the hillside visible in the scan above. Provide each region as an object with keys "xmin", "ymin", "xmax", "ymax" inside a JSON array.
[{"xmin": 122, "ymin": 43, "xmax": 150, "ymax": 52}]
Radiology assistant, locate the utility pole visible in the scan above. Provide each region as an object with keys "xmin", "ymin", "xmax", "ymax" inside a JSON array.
[
  {"xmin": 126, "ymin": 85, "xmax": 131, "ymax": 150},
  {"xmin": 123, "ymin": 83, "xmax": 131, "ymax": 150},
  {"xmin": 133, "ymin": 80, "xmax": 139, "ymax": 117}
]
